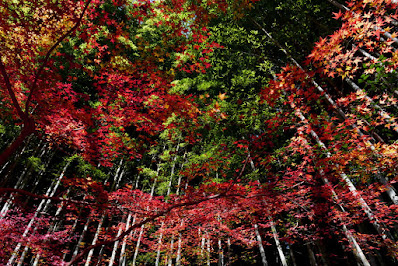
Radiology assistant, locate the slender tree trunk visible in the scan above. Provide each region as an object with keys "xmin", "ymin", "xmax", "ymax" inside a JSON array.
[
  {"xmin": 31, "ymin": 188, "xmax": 68, "ymax": 265},
  {"xmin": 0, "ymin": 126, "xmax": 34, "ymax": 168},
  {"xmin": 1, "ymin": 142, "xmax": 44, "ymax": 214},
  {"xmin": 306, "ymin": 243, "xmax": 318, "ymax": 266},
  {"xmin": 254, "ymin": 19, "xmax": 393, "ymax": 142},
  {"xmin": 0, "ymin": 134, "xmax": 26, "ymax": 177},
  {"xmin": 155, "ymin": 221, "xmax": 165, "ymax": 266},
  {"xmin": 7, "ymin": 161, "xmax": 69, "ymax": 265},
  {"xmin": 176, "ymin": 152, "xmax": 187, "ymax": 196},
  {"xmin": 250, "ymin": 135, "xmax": 370, "ymax": 266},
  {"xmin": 254, "ymin": 224, "xmax": 269, "ymax": 266},
  {"xmin": 119, "ymin": 213, "xmax": 133, "ymax": 266},
  {"xmin": 155, "ymin": 145, "xmax": 182, "ymax": 266},
  {"xmin": 119, "ymin": 175, "xmax": 141, "ymax": 266},
  {"xmin": 248, "ymin": 155, "xmax": 286, "ymax": 266},
  {"xmin": 84, "ymin": 214, "xmax": 106, "ymax": 266},
  {"xmin": 292, "ymin": 103, "xmax": 394, "ymax": 241},
  {"xmin": 167, "ymin": 235, "xmax": 175, "ymax": 266},
  {"xmin": 325, "ymin": 0, "xmax": 398, "ymax": 45},
  {"xmin": 289, "ymin": 245, "xmax": 298, "ymax": 266},
  {"xmin": 226, "ymin": 238, "xmax": 231, "ymax": 266},
  {"xmin": 0, "ymin": 134, "xmax": 33, "ymax": 186},
  {"xmin": 320, "ymin": 169, "xmax": 371, "ymax": 266},
  {"xmin": 132, "ymin": 223, "xmax": 145, "ymax": 266},
  {"xmin": 218, "ymin": 239, "xmax": 224, "ymax": 266},
  {"xmin": 71, "ymin": 217, "xmax": 91, "ymax": 260},
  {"xmin": 270, "ymin": 221, "xmax": 288, "ymax": 266},
  {"xmin": 207, "ymin": 237, "xmax": 211, "ymax": 266},
  {"xmin": 176, "ymin": 233, "xmax": 182, "ymax": 266},
  {"xmin": 266, "ymin": 51, "xmax": 396, "ymax": 238},
  {"xmin": 79, "ymin": 160, "xmax": 123, "ymax": 265},
  {"xmin": 345, "ymin": 78, "xmax": 398, "ymax": 135},
  {"xmin": 132, "ymin": 172, "xmax": 158, "ymax": 266},
  {"xmin": 108, "ymin": 215, "xmax": 127, "ymax": 266},
  {"xmin": 200, "ymin": 229, "xmax": 205, "ymax": 259}
]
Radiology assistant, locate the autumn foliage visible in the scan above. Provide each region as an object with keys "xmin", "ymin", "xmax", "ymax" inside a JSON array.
[{"xmin": 0, "ymin": 0, "xmax": 398, "ymax": 265}]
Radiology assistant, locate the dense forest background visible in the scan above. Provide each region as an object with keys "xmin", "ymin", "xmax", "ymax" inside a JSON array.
[{"xmin": 1, "ymin": 0, "xmax": 398, "ymax": 265}]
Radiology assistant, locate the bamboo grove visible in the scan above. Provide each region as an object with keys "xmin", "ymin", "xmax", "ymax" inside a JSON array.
[{"xmin": 0, "ymin": 0, "xmax": 398, "ymax": 265}]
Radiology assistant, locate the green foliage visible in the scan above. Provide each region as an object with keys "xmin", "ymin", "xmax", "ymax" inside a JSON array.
[
  {"xmin": 65, "ymin": 154, "xmax": 107, "ymax": 181},
  {"xmin": 27, "ymin": 156, "xmax": 44, "ymax": 172}
]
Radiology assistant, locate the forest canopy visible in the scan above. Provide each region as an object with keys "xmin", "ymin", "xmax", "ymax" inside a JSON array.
[{"xmin": 0, "ymin": 0, "xmax": 398, "ymax": 265}]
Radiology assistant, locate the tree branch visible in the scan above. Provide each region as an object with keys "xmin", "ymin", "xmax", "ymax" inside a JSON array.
[
  {"xmin": 0, "ymin": 59, "xmax": 26, "ymax": 120},
  {"xmin": 66, "ymin": 193, "xmax": 225, "ymax": 265},
  {"xmin": 0, "ymin": 188, "xmax": 105, "ymax": 208},
  {"xmin": 24, "ymin": 0, "xmax": 93, "ymax": 115}
]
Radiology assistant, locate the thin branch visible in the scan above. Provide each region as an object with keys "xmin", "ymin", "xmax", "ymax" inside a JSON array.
[
  {"xmin": 0, "ymin": 188, "xmax": 104, "ymax": 208},
  {"xmin": 66, "ymin": 193, "xmax": 224, "ymax": 265},
  {"xmin": 0, "ymin": 59, "xmax": 26, "ymax": 120},
  {"xmin": 24, "ymin": 0, "xmax": 93, "ymax": 115}
]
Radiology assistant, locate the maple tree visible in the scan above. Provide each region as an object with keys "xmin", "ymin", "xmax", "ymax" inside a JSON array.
[{"xmin": 0, "ymin": 0, "xmax": 398, "ymax": 265}]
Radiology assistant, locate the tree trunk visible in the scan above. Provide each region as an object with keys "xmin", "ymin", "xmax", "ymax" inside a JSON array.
[
  {"xmin": 218, "ymin": 238, "xmax": 224, "ymax": 266},
  {"xmin": 119, "ymin": 175, "xmax": 141, "ymax": 266},
  {"xmin": 176, "ymin": 233, "xmax": 182, "ymax": 266},
  {"xmin": 84, "ymin": 214, "xmax": 105, "ymax": 266},
  {"xmin": 345, "ymin": 78, "xmax": 398, "ymax": 135},
  {"xmin": 325, "ymin": 0, "xmax": 398, "ymax": 45},
  {"xmin": 7, "ymin": 161, "xmax": 69, "ymax": 265},
  {"xmin": 254, "ymin": 224, "xmax": 269, "ymax": 266},
  {"xmin": 71, "ymin": 217, "xmax": 91, "ymax": 260},
  {"xmin": 0, "ymin": 124, "xmax": 34, "ymax": 168},
  {"xmin": 132, "ymin": 172, "xmax": 158, "ymax": 266},
  {"xmin": 270, "ymin": 221, "xmax": 288, "ymax": 266}
]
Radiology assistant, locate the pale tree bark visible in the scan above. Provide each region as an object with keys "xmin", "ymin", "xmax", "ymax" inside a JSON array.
[
  {"xmin": 156, "ymin": 145, "xmax": 180, "ymax": 266},
  {"xmin": 7, "ymin": 161, "xmax": 70, "ymax": 265},
  {"xmin": 248, "ymin": 118, "xmax": 371, "ymax": 265},
  {"xmin": 254, "ymin": 224, "xmax": 269, "ymax": 266},
  {"xmin": 218, "ymin": 238, "xmax": 224, "ymax": 266},
  {"xmin": 325, "ymin": 0, "xmax": 398, "ymax": 45},
  {"xmin": 172, "ymin": 150, "xmax": 188, "ymax": 266},
  {"xmin": 155, "ymin": 221, "xmax": 165, "ymax": 266},
  {"xmin": 31, "ymin": 188, "xmax": 69, "ymax": 265},
  {"xmin": 175, "ymin": 152, "xmax": 187, "ymax": 196},
  {"xmin": 119, "ymin": 213, "xmax": 134, "ymax": 266},
  {"xmin": 108, "ymin": 214, "xmax": 127, "ymax": 266},
  {"xmin": 226, "ymin": 238, "xmax": 231, "ymax": 266},
  {"xmin": 0, "ymin": 143, "xmax": 46, "ymax": 217},
  {"xmin": 72, "ymin": 217, "xmax": 91, "ymax": 260},
  {"xmin": 84, "ymin": 214, "xmax": 105, "ymax": 266},
  {"xmin": 85, "ymin": 159, "xmax": 124, "ymax": 265},
  {"xmin": 319, "ymin": 167, "xmax": 371, "ymax": 266},
  {"xmin": 254, "ymin": 18, "xmax": 396, "ymax": 139},
  {"xmin": 200, "ymin": 229, "xmax": 206, "ymax": 258},
  {"xmin": 119, "ymin": 175, "xmax": 141, "ymax": 266},
  {"xmin": 132, "ymin": 165, "xmax": 159, "ymax": 266},
  {"xmin": 132, "ymin": 223, "xmax": 145, "ymax": 266},
  {"xmin": 255, "ymin": 24, "xmax": 398, "ymax": 206},
  {"xmin": 293, "ymin": 104, "xmax": 393, "ymax": 241},
  {"xmin": 166, "ymin": 236, "xmax": 175, "ymax": 266},
  {"xmin": 270, "ymin": 220, "xmax": 288, "ymax": 266},
  {"xmin": 248, "ymin": 155, "xmax": 286, "ymax": 266},
  {"xmin": 0, "ymin": 134, "xmax": 32, "ymax": 178},
  {"xmin": 345, "ymin": 78, "xmax": 398, "ymax": 135},
  {"xmin": 207, "ymin": 237, "xmax": 211, "ymax": 266},
  {"xmin": 175, "ymin": 232, "xmax": 182, "ymax": 266}
]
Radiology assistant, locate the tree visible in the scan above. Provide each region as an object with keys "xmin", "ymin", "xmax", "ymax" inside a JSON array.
[{"xmin": 1, "ymin": 0, "xmax": 398, "ymax": 265}]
